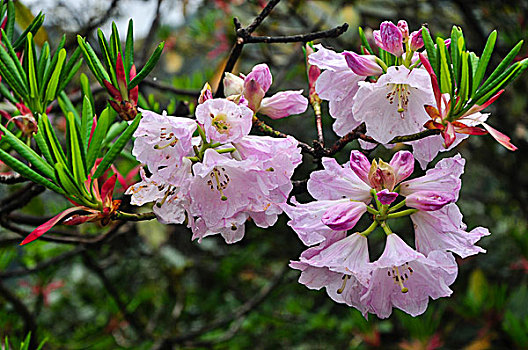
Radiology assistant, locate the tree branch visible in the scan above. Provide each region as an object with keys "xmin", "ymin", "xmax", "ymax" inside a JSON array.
[{"xmin": 245, "ymin": 23, "xmax": 349, "ymax": 43}]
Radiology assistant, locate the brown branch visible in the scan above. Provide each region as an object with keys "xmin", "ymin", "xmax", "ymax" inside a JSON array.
[
  {"xmin": 0, "ymin": 280, "xmax": 38, "ymax": 349},
  {"xmin": 245, "ymin": 23, "xmax": 349, "ymax": 43},
  {"xmin": 142, "ymin": 79, "xmax": 200, "ymax": 97},
  {"xmin": 158, "ymin": 266, "xmax": 287, "ymax": 347},
  {"xmin": 0, "ymin": 184, "xmax": 45, "ymax": 215},
  {"xmin": 389, "ymin": 129, "xmax": 441, "ymax": 143}
]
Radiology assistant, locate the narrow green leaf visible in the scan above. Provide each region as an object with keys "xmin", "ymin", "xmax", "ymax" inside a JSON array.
[
  {"xmin": 80, "ymin": 73, "xmax": 95, "ymax": 110},
  {"xmin": 103, "ymin": 121, "xmax": 128, "ymax": 147},
  {"xmin": 0, "ymin": 28, "xmax": 27, "ymax": 84},
  {"xmin": 93, "ymin": 112, "xmax": 141, "ymax": 179},
  {"xmin": 57, "ymin": 57, "xmax": 83, "ymax": 94},
  {"xmin": 41, "ymin": 35, "xmax": 66, "ymax": 88},
  {"xmin": 86, "ymin": 107, "xmax": 113, "ymax": 171},
  {"xmin": 6, "ymin": 0, "xmax": 15, "ymax": 42},
  {"xmin": 472, "ymin": 30, "xmax": 497, "ymax": 95},
  {"xmin": 0, "ymin": 47, "xmax": 28, "ymax": 97},
  {"xmin": 476, "ymin": 59, "xmax": 528, "ymax": 105},
  {"xmin": 13, "ymin": 12, "xmax": 45, "ymax": 50},
  {"xmin": 480, "ymin": 40, "xmax": 523, "ymax": 92},
  {"xmin": 124, "ymin": 19, "xmax": 134, "ymax": 79},
  {"xmin": 66, "ymin": 111, "xmax": 87, "ymax": 183},
  {"xmin": 26, "ymin": 33, "xmax": 41, "ymax": 112},
  {"xmin": 44, "ymin": 48, "xmax": 66, "ymax": 105},
  {"xmin": 0, "ymin": 148, "xmax": 64, "ymax": 194},
  {"xmin": 0, "ymin": 81, "xmax": 18, "ymax": 104},
  {"xmin": 422, "ymin": 25, "xmax": 437, "ymax": 74},
  {"xmin": 58, "ymin": 46, "xmax": 81, "ymax": 83},
  {"xmin": 40, "ymin": 113, "xmax": 68, "ymax": 166},
  {"xmin": 37, "ymin": 42, "xmax": 50, "ymax": 93},
  {"xmin": 81, "ymin": 95, "xmax": 94, "ymax": 152},
  {"xmin": 128, "ymin": 42, "xmax": 164, "ymax": 90},
  {"xmin": 54, "ymin": 162, "xmax": 84, "ymax": 200},
  {"xmin": 77, "ymin": 35, "xmax": 110, "ymax": 85},
  {"xmin": 450, "ymin": 26, "xmax": 461, "ymax": 90},
  {"xmin": 358, "ymin": 26, "xmax": 374, "ymax": 55},
  {"xmin": 111, "ymin": 22, "xmax": 122, "ymax": 61},
  {"xmin": 34, "ymin": 128, "xmax": 54, "ymax": 165},
  {"xmin": 97, "ymin": 29, "xmax": 118, "ymax": 87},
  {"xmin": 0, "ymin": 123, "xmax": 55, "ymax": 180},
  {"xmin": 436, "ymin": 37, "xmax": 452, "ymax": 94}
]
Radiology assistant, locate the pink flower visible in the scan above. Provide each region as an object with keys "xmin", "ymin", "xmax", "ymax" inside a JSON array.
[
  {"xmin": 132, "ymin": 109, "xmax": 196, "ymax": 175},
  {"xmin": 224, "ymin": 63, "xmax": 308, "ymax": 119},
  {"xmin": 309, "ymin": 44, "xmax": 365, "ymax": 136},
  {"xmin": 195, "ymin": 98, "xmax": 253, "ymax": 143},
  {"xmin": 343, "ymin": 52, "xmax": 384, "ymax": 76},
  {"xmin": 321, "ymin": 201, "xmax": 368, "ymax": 231},
  {"xmin": 352, "ymin": 65, "xmax": 435, "ymax": 144},
  {"xmin": 409, "ymin": 28, "xmax": 426, "ymax": 51},
  {"xmin": 361, "ymin": 234, "xmax": 456, "ymax": 318}
]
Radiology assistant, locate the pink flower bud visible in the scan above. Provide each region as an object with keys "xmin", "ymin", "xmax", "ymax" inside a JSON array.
[
  {"xmin": 389, "ymin": 151, "xmax": 414, "ymax": 184},
  {"xmin": 198, "ymin": 82, "xmax": 213, "ymax": 104},
  {"xmin": 321, "ymin": 201, "xmax": 367, "ymax": 231},
  {"xmin": 409, "ymin": 28, "xmax": 426, "ymax": 51},
  {"xmin": 243, "ymin": 79, "xmax": 265, "ymax": 112},
  {"xmin": 245, "ymin": 63, "xmax": 272, "ymax": 93},
  {"xmin": 376, "ymin": 189, "xmax": 398, "ymax": 205},
  {"xmin": 398, "ymin": 20, "xmax": 409, "ymax": 41},
  {"xmin": 223, "ymin": 72, "xmax": 244, "ymax": 97},
  {"xmin": 343, "ymin": 52, "xmax": 383, "ymax": 76},
  {"xmin": 349, "ymin": 151, "xmax": 371, "ymax": 185},
  {"xmin": 259, "ymin": 90, "xmax": 308, "ymax": 119},
  {"xmin": 405, "ymin": 191, "xmax": 455, "ymax": 211},
  {"xmin": 376, "ymin": 21, "xmax": 404, "ymax": 57},
  {"xmin": 369, "ymin": 160, "xmax": 396, "ymax": 191}
]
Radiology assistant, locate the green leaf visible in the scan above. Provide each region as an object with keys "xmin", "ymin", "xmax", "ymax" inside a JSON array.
[
  {"xmin": 54, "ymin": 162, "xmax": 85, "ymax": 200},
  {"xmin": 128, "ymin": 42, "xmax": 164, "ymax": 90},
  {"xmin": 12, "ymin": 12, "xmax": 45, "ymax": 50},
  {"xmin": 480, "ymin": 40, "xmax": 523, "ymax": 92},
  {"xmin": 57, "ymin": 56, "xmax": 83, "ymax": 94},
  {"xmin": 58, "ymin": 46, "xmax": 81, "ymax": 83},
  {"xmin": 436, "ymin": 37, "xmax": 453, "ymax": 94},
  {"xmin": 124, "ymin": 19, "xmax": 134, "ymax": 79},
  {"xmin": 66, "ymin": 111, "xmax": 87, "ymax": 184},
  {"xmin": 80, "ymin": 73, "xmax": 95, "ymax": 110},
  {"xmin": 1, "ymin": 28, "xmax": 28, "ymax": 85},
  {"xmin": 0, "ymin": 81, "xmax": 18, "ymax": 104},
  {"xmin": 0, "ymin": 148, "xmax": 64, "ymax": 194},
  {"xmin": 475, "ymin": 59, "xmax": 528, "ymax": 105},
  {"xmin": 472, "ymin": 30, "xmax": 497, "ymax": 96},
  {"xmin": 57, "ymin": 91, "xmax": 80, "ymax": 124},
  {"xmin": 0, "ymin": 46, "xmax": 28, "ymax": 98},
  {"xmin": 0, "ymin": 123, "xmax": 55, "ymax": 181},
  {"xmin": 97, "ymin": 28, "xmax": 118, "ymax": 87},
  {"xmin": 103, "ymin": 121, "xmax": 128, "ymax": 147},
  {"xmin": 86, "ymin": 107, "xmax": 113, "ymax": 171},
  {"xmin": 37, "ymin": 42, "xmax": 50, "ymax": 92},
  {"xmin": 40, "ymin": 113, "xmax": 68, "ymax": 166},
  {"xmin": 77, "ymin": 35, "xmax": 110, "ymax": 86},
  {"xmin": 6, "ymin": 0, "xmax": 15, "ymax": 42},
  {"xmin": 81, "ymin": 95, "xmax": 94, "ymax": 152},
  {"xmin": 110, "ymin": 22, "xmax": 122, "ymax": 62},
  {"xmin": 26, "ymin": 32, "xmax": 41, "ymax": 111},
  {"xmin": 34, "ymin": 128, "xmax": 54, "ymax": 165},
  {"xmin": 358, "ymin": 26, "xmax": 374, "ymax": 55},
  {"xmin": 422, "ymin": 25, "xmax": 437, "ymax": 74},
  {"xmin": 44, "ymin": 48, "xmax": 66, "ymax": 105},
  {"xmin": 93, "ymin": 112, "xmax": 141, "ymax": 179}
]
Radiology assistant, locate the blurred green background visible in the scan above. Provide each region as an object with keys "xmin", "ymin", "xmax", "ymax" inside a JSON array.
[{"xmin": 1, "ymin": 0, "xmax": 528, "ymax": 349}]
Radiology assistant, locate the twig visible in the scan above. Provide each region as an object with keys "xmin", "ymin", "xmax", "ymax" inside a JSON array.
[
  {"xmin": 142, "ymin": 79, "xmax": 201, "ymax": 97},
  {"xmin": 252, "ymin": 116, "xmax": 314, "ymax": 153},
  {"xmin": 158, "ymin": 266, "xmax": 287, "ymax": 347},
  {"xmin": 0, "ymin": 280, "xmax": 38, "ymax": 349},
  {"xmin": 0, "ymin": 246, "xmax": 85, "ymax": 279},
  {"xmin": 389, "ymin": 129, "xmax": 441, "ymax": 143},
  {"xmin": 0, "ymin": 184, "xmax": 45, "ymax": 215},
  {"xmin": 113, "ymin": 211, "xmax": 156, "ymax": 222},
  {"xmin": 244, "ymin": 23, "xmax": 349, "ymax": 43},
  {"xmin": 139, "ymin": 0, "xmax": 164, "ymax": 66},
  {"xmin": 82, "ymin": 252, "xmax": 148, "ymax": 338},
  {"xmin": 0, "ymin": 173, "xmax": 28, "ymax": 184}
]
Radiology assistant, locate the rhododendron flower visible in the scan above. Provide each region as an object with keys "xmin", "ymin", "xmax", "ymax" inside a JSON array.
[
  {"xmin": 223, "ymin": 63, "xmax": 308, "ymax": 119},
  {"xmin": 374, "ymin": 21, "xmax": 404, "ymax": 57},
  {"xmin": 195, "ymin": 98, "xmax": 253, "ymax": 143},
  {"xmin": 361, "ymin": 234, "xmax": 457, "ymax": 318},
  {"xmin": 308, "ymin": 44, "xmax": 366, "ymax": 136},
  {"xmin": 352, "ymin": 65, "xmax": 435, "ymax": 144}
]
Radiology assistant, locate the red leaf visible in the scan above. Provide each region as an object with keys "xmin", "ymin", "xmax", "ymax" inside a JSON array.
[
  {"xmin": 20, "ymin": 207, "xmax": 86, "ymax": 245},
  {"xmin": 482, "ymin": 123, "xmax": 518, "ymax": 151},
  {"xmin": 103, "ymin": 80, "xmax": 122, "ymax": 101},
  {"xmin": 101, "ymin": 174, "xmax": 117, "ymax": 205}
]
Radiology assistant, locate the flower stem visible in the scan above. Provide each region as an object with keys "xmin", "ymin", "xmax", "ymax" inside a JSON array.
[
  {"xmin": 366, "ymin": 205, "xmax": 379, "ymax": 215},
  {"xmin": 359, "ymin": 221, "xmax": 378, "ymax": 236},
  {"xmin": 380, "ymin": 221, "xmax": 393, "ymax": 235},
  {"xmin": 388, "ymin": 199, "xmax": 406, "ymax": 213},
  {"xmin": 215, "ymin": 147, "xmax": 236, "ymax": 154},
  {"xmin": 197, "ymin": 124, "xmax": 207, "ymax": 143},
  {"xmin": 386, "ymin": 208, "xmax": 418, "ymax": 219}
]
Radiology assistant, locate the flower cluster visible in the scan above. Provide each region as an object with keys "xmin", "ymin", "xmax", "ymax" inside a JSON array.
[
  {"xmin": 127, "ymin": 64, "xmax": 307, "ymax": 243},
  {"xmin": 309, "ymin": 20, "xmax": 517, "ymax": 168},
  {"xmin": 285, "ymin": 150, "xmax": 489, "ymax": 318}
]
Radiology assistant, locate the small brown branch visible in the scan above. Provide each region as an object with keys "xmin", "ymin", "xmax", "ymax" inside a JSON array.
[
  {"xmin": 245, "ymin": 23, "xmax": 349, "ymax": 43},
  {"xmin": 0, "ymin": 184, "xmax": 45, "ymax": 215},
  {"xmin": 0, "ymin": 280, "xmax": 38, "ymax": 349},
  {"xmin": 113, "ymin": 211, "xmax": 156, "ymax": 222},
  {"xmin": 252, "ymin": 116, "xmax": 314, "ymax": 153},
  {"xmin": 142, "ymin": 79, "xmax": 200, "ymax": 97},
  {"xmin": 389, "ymin": 129, "xmax": 441, "ymax": 143},
  {"xmin": 243, "ymin": 0, "xmax": 282, "ymax": 35},
  {"xmin": 0, "ymin": 173, "xmax": 28, "ymax": 184}
]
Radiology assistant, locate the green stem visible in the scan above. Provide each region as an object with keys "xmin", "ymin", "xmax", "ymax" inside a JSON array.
[
  {"xmin": 370, "ymin": 188, "xmax": 382, "ymax": 210},
  {"xmin": 388, "ymin": 199, "xmax": 406, "ymax": 213},
  {"xmin": 386, "ymin": 208, "xmax": 418, "ymax": 219},
  {"xmin": 197, "ymin": 124, "xmax": 207, "ymax": 144},
  {"xmin": 366, "ymin": 205, "xmax": 379, "ymax": 215},
  {"xmin": 114, "ymin": 211, "xmax": 156, "ymax": 221},
  {"xmin": 380, "ymin": 221, "xmax": 393, "ymax": 235},
  {"xmin": 215, "ymin": 147, "xmax": 236, "ymax": 154},
  {"xmin": 359, "ymin": 221, "xmax": 378, "ymax": 236},
  {"xmin": 375, "ymin": 57, "xmax": 388, "ymax": 73}
]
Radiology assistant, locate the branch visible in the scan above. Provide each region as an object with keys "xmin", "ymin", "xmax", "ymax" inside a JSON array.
[
  {"xmin": 0, "ymin": 280, "xmax": 38, "ymax": 349},
  {"xmin": 252, "ymin": 116, "xmax": 314, "ymax": 153},
  {"xmin": 158, "ymin": 266, "xmax": 287, "ymax": 347},
  {"xmin": 142, "ymin": 79, "xmax": 201, "ymax": 97},
  {"xmin": 389, "ymin": 129, "xmax": 441, "ymax": 143},
  {"xmin": 245, "ymin": 23, "xmax": 349, "ymax": 43},
  {"xmin": 0, "ymin": 184, "xmax": 45, "ymax": 215},
  {"xmin": 113, "ymin": 211, "xmax": 156, "ymax": 222}
]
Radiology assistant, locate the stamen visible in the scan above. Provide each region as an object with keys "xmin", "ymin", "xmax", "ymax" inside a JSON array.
[
  {"xmin": 211, "ymin": 168, "xmax": 229, "ymax": 201},
  {"xmin": 156, "ymin": 186, "xmax": 175, "ymax": 207},
  {"xmin": 337, "ymin": 274, "xmax": 350, "ymax": 294},
  {"xmin": 390, "ymin": 266, "xmax": 409, "ymax": 293}
]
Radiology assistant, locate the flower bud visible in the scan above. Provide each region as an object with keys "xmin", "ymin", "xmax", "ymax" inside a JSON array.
[
  {"xmin": 368, "ymin": 160, "xmax": 396, "ymax": 191},
  {"xmin": 321, "ymin": 201, "xmax": 367, "ymax": 231},
  {"xmin": 349, "ymin": 151, "xmax": 371, "ymax": 185},
  {"xmin": 198, "ymin": 82, "xmax": 213, "ymax": 104},
  {"xmin": 409, "ymin": 28, "xmax": 426, "ymax": 51},
  {"xmin": 343, "ymin": 52, "xmax": 383, "ymax": 76},
  {"xmin": 243, "ymin": 79, "xmax": 265, "ymax": 112},
  {"xmin": 259, "ymin": 90, "xmax": 308, "ymax": 119},
  {"xmin": 376, "ymin": 189, "xmax": 399, "ymax": 205},
  {"xmin": 375, "ymin": 21, "xmax": 404, "ymax": 57},
  {"xmin": 223, "ymin": 72, "xmax": 244, "ymax": 97},
  {"xmin": 398, "ymin": 20, "xmax": 409, "ymax": 41},
  {"xmin": 389, "ymin": 151, "xmax": 414, "ymax": 183},
  {"xmin": 405, "ymin": 191, "xmax": 455, "ymax": 211},
  {"xmin": 245, "ymin": 64, "xmax": 272, "ymax": 93}
]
